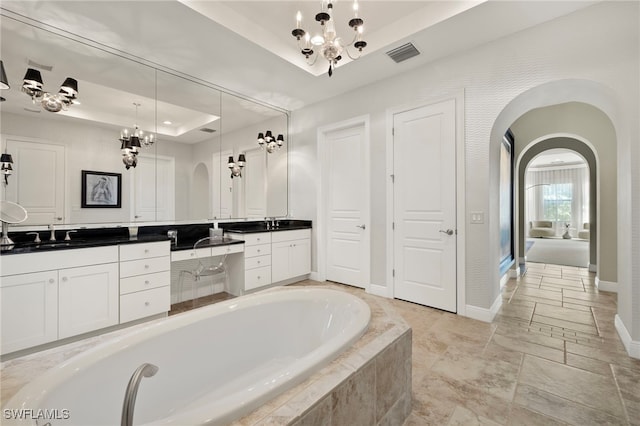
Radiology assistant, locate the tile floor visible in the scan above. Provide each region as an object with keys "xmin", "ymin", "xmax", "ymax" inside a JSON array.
[{"xmin": 177, "ymin": 262, "xmax": 640, "ymax": 425}]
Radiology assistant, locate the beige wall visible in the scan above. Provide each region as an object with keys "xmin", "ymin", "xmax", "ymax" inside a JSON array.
[{"xmin": 510, "ymin": 102, "xmax": 617, "ymax": 283}]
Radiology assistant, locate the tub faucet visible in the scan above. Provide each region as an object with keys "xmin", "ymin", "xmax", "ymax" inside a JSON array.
[{"xmin": 121, "ymin": 363, "xmax": 159, "ymax": 426}]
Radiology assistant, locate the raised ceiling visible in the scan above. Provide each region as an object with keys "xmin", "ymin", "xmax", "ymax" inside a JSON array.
[{"xmin": 1, "ymin": 1, "xmax": 598, "ymax": 111}]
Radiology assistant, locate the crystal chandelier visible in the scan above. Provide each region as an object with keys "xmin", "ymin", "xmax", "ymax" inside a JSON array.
[
  {"xmin": 291, "ymin": 0, "xmax": 367, "ymax": 77},
  {"xmin": 21, "ymin": 68, "xmax": 79, "ymax": 112},
  {"xmin": 257, "ymin": 131, "xmax": 285, "ymax": 153},
  {"xmin": 118, "ymin": 103, "xmax": 155, "ymax": 170}
]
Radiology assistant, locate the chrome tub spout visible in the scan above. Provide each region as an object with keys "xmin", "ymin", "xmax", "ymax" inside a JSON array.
[{"xmin": 121, "ymin": 363, "xmax": 159, "ymax": 426}]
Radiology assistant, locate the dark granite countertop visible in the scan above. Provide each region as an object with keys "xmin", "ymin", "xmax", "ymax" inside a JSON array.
[{"xmin": 1, "ymin": 220, "xmax": 312, "ymax": 256}]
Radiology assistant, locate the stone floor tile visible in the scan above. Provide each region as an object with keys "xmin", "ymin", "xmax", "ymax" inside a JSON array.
[
  {"xmin": 533, "ymin": 303, "xmax": 596, "ymax": 326},
  {"xmin": 447, "ymin": 405, "xmax": 502, "ymax": 426},
  {"xmin": 490, "ymin": 332, "xmax": 564, "ymax": 363},
  {"xmin": 513, "ymin": 287, "xmax": 563, "ymax": 303},
  {"xmin": 531, "ymin": 315, "xmax": 598, "ymax": 335},
  {"xmin": 565, "ymin": 352, "xmax": 614, "ymax": 376},
  {"xmin": 519, "ymin": 355, "xmax": 625, "ymax": 418},
  {"xmin": 611, "ymin": 364, "xmax": 640, "ymax": 424},
  {"xmin": 514, "ymin": 383, "xmax": 626, "ymax": 425},
  {"xmin": 565, "ymin": 341, "xmax": 640, "ymax": 372},
  {"xmin": 508, "ymin": 404, "xmax": 569, "ymax": 425}
]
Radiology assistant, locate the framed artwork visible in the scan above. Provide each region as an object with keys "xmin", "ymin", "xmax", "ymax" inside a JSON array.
[{"xmin": 81, "ymin": 170, "xmax": 122, "ymax": 208}]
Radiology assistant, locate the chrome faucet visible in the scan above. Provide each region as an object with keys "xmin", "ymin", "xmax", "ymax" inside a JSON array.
[
  {"xmin": 121, "ymin": 363, "xmax": 159, "ymax": 426},
  {"xmin": 48, "ymin": 224, "xmax": 56, "ymax": 241},
  {"xmin": 65, "ymin": 230, "xmax": 77, "ymax": 241}
]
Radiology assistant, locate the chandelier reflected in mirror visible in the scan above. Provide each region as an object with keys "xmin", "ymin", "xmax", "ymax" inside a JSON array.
[
  {"xmin": 291, "ymin": 0, "xmax": 367, "ymax": 77},
  {"xmin": 257, "ymin": 131, "xmax": 284, "ymax": 153},
  {"xmin": 118, "ymin": 102, "xmax": 155, "ymax": 170},
  {"xmin": 21, "ymin": 68, "xmax": 79, "ymax": 112}
]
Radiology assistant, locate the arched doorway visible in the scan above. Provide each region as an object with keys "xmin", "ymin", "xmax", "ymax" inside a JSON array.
[{"xmin": 519, "ymin": 141, "xmax": 597, "ymax": 271}]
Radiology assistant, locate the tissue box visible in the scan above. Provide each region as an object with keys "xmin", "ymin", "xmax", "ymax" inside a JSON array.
[{"xmin": 209, "ymin": 228, "xmax": 223, "ymax": 240}]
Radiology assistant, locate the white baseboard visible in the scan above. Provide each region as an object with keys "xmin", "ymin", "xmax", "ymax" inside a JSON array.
[
  {"xmin": 595, "ymin": 277, "xmax": 617, "ymax": 293},
  {"xmin": 588, "ymin": 263, "xmax": 597, "ymax": 272},
  {"xmin": 500, "ymin": 272, "xmax": 510, "ymax": 290},
  {"xmin": 508, "ymin": 268, "xmax": 520, "ymax": 279},
  {"xmin": 465, "ymin": 294, "xmax": 503, "ymax": 323},
  {"xmin": 368, "ymin": 283, "xmax": 392, "ymax": 298},
  {"xmin": 309, "ymin": 271, "xmax": 322, "ymax": 282},
  {"xmin": 615, "ymin": 315, "xmax": 640, "ymax": 359}
]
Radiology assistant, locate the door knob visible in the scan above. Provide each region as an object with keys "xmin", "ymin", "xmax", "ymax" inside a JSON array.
[
  {"xmin": 439, "ymin": 229, "xmax": 454, "ymax": 236},
  {"xmin": 356, "ymin": 224, "xmax": 366, "ymax": 230}
]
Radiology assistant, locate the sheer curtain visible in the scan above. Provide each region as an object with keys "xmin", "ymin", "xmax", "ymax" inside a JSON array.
[{"xmin": 525, "ymin": 165, "xmax": 589, "ymax": 236}]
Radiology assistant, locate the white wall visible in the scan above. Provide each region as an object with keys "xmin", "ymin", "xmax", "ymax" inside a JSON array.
[{"xmin": 289, "ymin": 1, "xmax": 639, "ymax": 323}]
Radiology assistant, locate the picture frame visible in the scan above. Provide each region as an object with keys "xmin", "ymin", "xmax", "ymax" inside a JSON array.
[{"xmin": 81, "ymin": 170, "xmax": 122, "ymax": 208}]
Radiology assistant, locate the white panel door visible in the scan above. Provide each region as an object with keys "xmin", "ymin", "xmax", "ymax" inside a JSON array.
[
  {"xmin": 131, "ymin": 155, "xmax": 175, "ymax": 221},
  {"xmin": 325, "ymin": 125, "xmax": 367, "ymax": 288},
  {"xmin": 243, "ymin": 148, "xmax": 267, "ymax": 219},
  {"xmin": 213, "ymin": 149, "xmax": 233, "ymax": 219},
  {"xmin": 4, "ymin": 138, "xmax": 65, "ymax": 225},
  {"xmin": 393, "ymin": 99, "xmax": 457, "ymax": 312}
]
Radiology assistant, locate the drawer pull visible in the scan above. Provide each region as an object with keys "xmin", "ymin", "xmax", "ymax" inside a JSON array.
[
  {"xmin": 190, "ymin": 253, "xmax": 195, "ymax": 257},
  {"xmin": 144, "ymin": 249, "xmax": 150, "ymax": 254},
  {"xmin": 62, "ymin": 277, "xmax": 68, "ymax": 282},
  {"xmin": 257, "ymin": 260, "xmax": 261, "ymax": 264},
  {"xmin": 145, "ymin": 280, "xmax": 150, "ymax": 285},
  {"xmin": 257, "ymin": 238, "xmax": 261, "ymax": 241},
  {"xmin": 145, "ymin": 302, "xmax": 150, "ymax": 306},
  {"xmin": 257, "ymin": 276, "xmax": 261, "ymax": 280},
  {"xmin": 145, "ymin": 265, "xmax": 150, "ymax": 269},
  {"xmin": 257, "ymin": 249, "xmax": 261, "ymax": 253}
]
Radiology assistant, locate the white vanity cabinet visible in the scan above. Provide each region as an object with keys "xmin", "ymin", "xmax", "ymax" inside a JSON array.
[
  {"xmin": 0, "ymin": 246, "xmax": 119, "ymax": 355},
  {"xmin": 119, "ymin": 241, "xmax": 171, "ymax": 323},
  {"xmin": 58, "ymin": 262, "xmax": 119, "ymax": 339},
  {"xmin": 242, "ymin": 232, "xmax": 273, "ymax": 291},
  {"xmin": 0, "ymin": 271, "xmax": 58, "ymax": 354},
  {"xmin": 271, "ymin": 229, "xmax": 311, "ymax": 283}
]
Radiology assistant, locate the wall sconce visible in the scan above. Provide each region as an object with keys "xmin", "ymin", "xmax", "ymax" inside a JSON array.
[
  {"xmin": 257, "ymin": 131, "xmax": 284, "ymax": 153},
  {"xmin": 22, "ymin": 68, "xmax": 79, "ymax": 113},
  {"xmin": 228, "ymin": 154, "xmax": 246, "ymax": 178},
  {"xmin": 0, "ymin": 60, "xmax": 9, "ymax": 102},
  {"xmin": 1, "ymin": 152, "xmax": 14, "ymax": 185}
]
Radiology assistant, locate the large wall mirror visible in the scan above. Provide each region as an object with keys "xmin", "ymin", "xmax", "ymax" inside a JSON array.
[{"xmin": 0, "ymin": 10, "xmax": 288, "ymax": 226}]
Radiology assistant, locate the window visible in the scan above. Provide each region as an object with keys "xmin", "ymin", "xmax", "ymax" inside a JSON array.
[{"xmin": 543, "ymin": 183, "xmax": 572, "ymax": 222}]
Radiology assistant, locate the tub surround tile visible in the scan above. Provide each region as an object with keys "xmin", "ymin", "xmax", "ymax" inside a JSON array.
[
  {"xmin": 331, "ymin": 360, "xmax": 376, "ymax": 426},
  {"xmin": 290, "ymin": 396, "xmax": 332, "ymax": 426}
]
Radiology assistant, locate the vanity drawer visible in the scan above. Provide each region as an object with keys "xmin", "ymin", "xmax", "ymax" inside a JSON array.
[
  {"xmin": 245, "ymin": 254, "xmax": 271, "ymax": 270},
  {"xmin": 211, "ymin": 243, "xmax": 244, "ymax": 257},
  {"xmin": 120, "ymin": 286, "xmax": 170, "ymax": 323},
  {"xmin": 271, "ymin": 229, "xmax": 311, "ymax": 243},
  {"xmin": 242, "ymin": 233, "xmax": 271, "ymax": 246},
  {"xmin": 119, "ymin": 241, "xmax": 170, "ymax": 261},
  {"xmin": 170, "ymin": 247, "xmax": 211, "ymax": 262},
  {"xmin": 120, "ymin": 256, "xmax": 170, "ymax": 278},
  {"xmin": 245, "ymin": 266, "xmax": 272, "ymax": 291},
  {"xmin": 244, "ymin": 243, "xmax": 271, "ymax": 258},
  {"xmin": 120, "ymin": 271, "xmax": 170, "ymax": 295}
]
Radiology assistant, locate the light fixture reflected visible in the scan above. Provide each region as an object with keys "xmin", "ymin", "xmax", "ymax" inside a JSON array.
[
  {"xmin": 228, "ymin": 154, "xmax": 246, "ymax": 178},
  {"xmin": 257, "ymin": 130, "xmax": 284, "ymax": 153},
  {"xmin": 21, "ymin": 68, "xmax": 79, "ymax": 112},
  {"xmin": 0, "ymin": 60, "xmax": 9, "ymax": 91},
  {"xmin": 118, "ymin": 103, "xmax": 155, "ymax": 170},
  {"xmin": 1, "ymin": 152, "xmax": 14, "ymax": 185}
]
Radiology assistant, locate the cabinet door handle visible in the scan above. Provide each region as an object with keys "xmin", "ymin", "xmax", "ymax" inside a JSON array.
[
  {"xmin": 145, "ymin": 302, "xmax": 150, "ymax": 306},
  {"xmin": 56, "ymin": 217, "xmax": 63, "ymax": 221},
  {"xmin": 49, "ymin": 278, "xmax": 55, "ymax": 284},
  {"xmin": 257, "ymin": 276, "xmax": 261, "ymax": 280}
]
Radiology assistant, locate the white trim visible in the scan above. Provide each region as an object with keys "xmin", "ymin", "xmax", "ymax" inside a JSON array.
[
  {"xmin": 369, "ymin": 283, "xmax": 392, "ymax": 298},
  {"xmin": 595, "ymin": 276, "xmax": 617, "ymax": 293},
  {"xmin": 588, "ymin": 263, "xmax": 597, "ymax": 272},
  {"xmin": 615, "ymin": 315, "xmax": 640, "ymax": 359},
  {"xmin": 500, "ymin": 271, "xmax": 510, "ymax": 290},
  {"xmin": 316, "ymin": 115, "xmax": 371, "ymax": 292},
  {"xmin": 385, "ymin": 91, "xmax": 466, "ymax": 314},
  {"xmin": 309, "ymin": 271, "xmax": 322, "ymax": 282},
  {"xmin": 466, "ymin": 294, "xmax": 503, "ymax": 323}
]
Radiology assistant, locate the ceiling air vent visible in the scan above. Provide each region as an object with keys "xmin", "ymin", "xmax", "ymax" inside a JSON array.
[
  {"xmin": 386, "ymin": 43, "xmax": 420, "ymax": 63},
  {"xmin": 199, "ymin": 128, "xmax": 217, "ymax": 133}
]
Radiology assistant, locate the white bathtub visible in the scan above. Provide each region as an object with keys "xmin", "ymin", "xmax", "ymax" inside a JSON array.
[{"xmin": 2, "ymin": 287, "xmax": 370, "ymax": 426}]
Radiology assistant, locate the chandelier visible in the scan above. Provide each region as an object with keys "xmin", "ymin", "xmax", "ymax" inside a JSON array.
[
  {"xmin": 291, "ymin": 0, "xmax": 367, "ymax": 77},
  {"xmin": 21, "ymin": 68, "xmax": 78, "ymax": 112},
  {"xmin": 119, "ymin": 103, "xmax": 155, "ymax": 170},
  {"xmin": 257, "ymin": 131, "xmax": 284, "ymax": 153}
]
